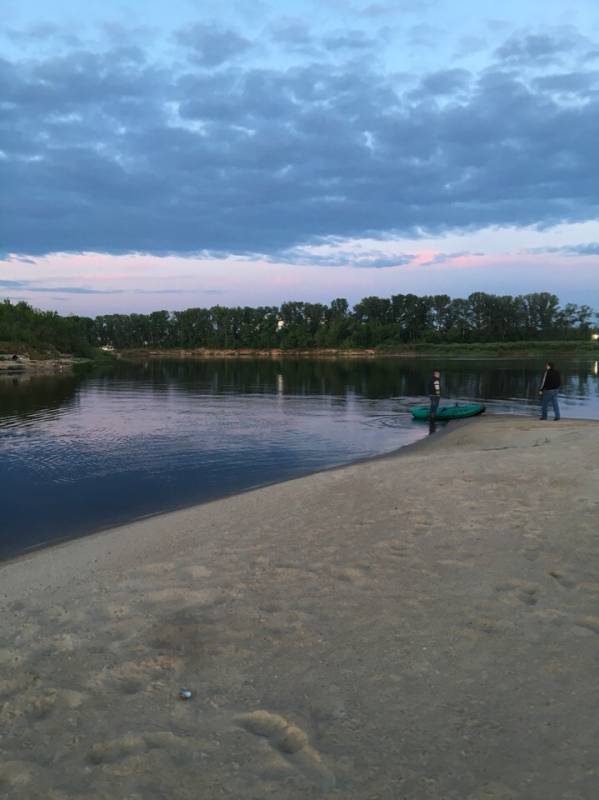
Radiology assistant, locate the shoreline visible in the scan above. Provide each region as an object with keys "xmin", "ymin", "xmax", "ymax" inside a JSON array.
[
  {"xmin": 0, "ymin": 356, "xmax": 89, "ymax": 376},
  {"xmin": 1, "ymin": 416, "xmax": 599, "ymax": 798},
  {"xmin": 120, "ymin": 345, "xmax": 599, "ymax": 360},
  {"xmin": 0, "ymin": 418, "xmax": 453, "ymax": 568}
]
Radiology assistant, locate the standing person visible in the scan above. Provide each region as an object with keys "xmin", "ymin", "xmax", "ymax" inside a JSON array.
[
  {"xmin": 429, "ymin": 369, "xmax": 441, "ymax": 419},
  {"xmin": 539, "ymin": 361, "xmax": 561, "ymax": 421}
]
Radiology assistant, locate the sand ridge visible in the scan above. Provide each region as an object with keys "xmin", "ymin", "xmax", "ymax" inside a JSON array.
[{"xmin": 1, "ymin": 416, "xmax": 599, "ymax": 799}]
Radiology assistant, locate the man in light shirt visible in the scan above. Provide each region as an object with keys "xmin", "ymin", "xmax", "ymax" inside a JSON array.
[{"xmin": 429, "ymin": 369, "xmax": 441, "ymax": 419}]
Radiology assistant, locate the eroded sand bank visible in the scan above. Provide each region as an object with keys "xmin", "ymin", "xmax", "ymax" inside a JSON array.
[{"xmin": 1, "ymin": 417, "xmax": 598, "ymax": 799}]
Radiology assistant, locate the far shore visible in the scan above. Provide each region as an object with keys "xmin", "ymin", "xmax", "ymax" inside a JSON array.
[
  {"xmin": 0, "ymin": 355, "xmax": 89, "ymax": 376},
  {"xmin": 1, "ymin": 416, "xmax": 598, "ymax": 798},
  {"xmin": 2, "ymin": 341, "xmax": 596, "ymax": 373},
  {"xmin": 120, "ymin": 341, "xmax": 599, "ymax": 360}
]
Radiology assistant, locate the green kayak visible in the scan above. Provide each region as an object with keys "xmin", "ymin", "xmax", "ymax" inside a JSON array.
[{"xmin": 411, "ymin": 402, "xmax": 485, "ymax": 421}]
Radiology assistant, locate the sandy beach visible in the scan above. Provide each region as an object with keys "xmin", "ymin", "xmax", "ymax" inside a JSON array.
[{"xmin": 1, "ymin": 416, "xmax": 599, "ymax": 799}]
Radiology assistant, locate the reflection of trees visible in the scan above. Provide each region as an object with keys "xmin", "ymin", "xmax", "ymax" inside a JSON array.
[
  {"xmin": 1, "ymin": 359, "xmax": 595, "ymax": 425},
  {"xmin": 0, "ymin": 372, "xmax": 82, "ymax": 421},
  {"xmin": 442, "ymin": 360, "xmax": 597, "ymax": 400},
  {"xmin": 566, "ymin": 370, "xmax": 597, "ymax": 398},
  {"xmin": 119, "ymin": 358, "xmax": 428, "ymax": 399},
  {"xmin": 107, "ymin": 357, "xmax": 598, "ymax": 401}
]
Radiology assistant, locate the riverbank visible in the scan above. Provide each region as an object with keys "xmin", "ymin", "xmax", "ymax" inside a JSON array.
[
  {"xmin": 0, "ymin": 356, "xmax": 87, "ymax": 376},
  {"xmin": 120, "ymin": 340, "xmax": 599, "ymax": 360},
  {"xmin": 1, "ymin": 416, "xmax": 598, "ymax": 799},
  {"xmin": 0, "ymin": 347, "xmax": 115, "ymax": 376}
]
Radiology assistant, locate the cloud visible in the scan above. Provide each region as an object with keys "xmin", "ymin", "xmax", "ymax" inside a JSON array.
[
  {"xmin": 323, "ymin": 30, "xmax": 377, "ymax": 52},
  {"xmin": 418, "ymin": 68, "xmax": 471, "ymax": 95},
  {"xmin": 565, "ymin": 243, "xmax": 599, "ymax": 255},
  {"xmin": 5, "ymin": 255, "xmax": 37, "ymax": 265},
  {"xmin": 454, "ymin": 35, "xmax": 488, "ymax": 59},
  {"xmin": 2, "ymin": 24, "xmax": 599, "ymax": 262},
  {"xmin": 361, "ymin": 1, "xmax": 436, "ymax": 15},
  {"xmin": 0, "ymin": 280, "xmax": 123, "ymax": 294},
  {"xmin": 276, "ymin": 244, "xmax": 483, "ymax": 270},
  {"xmin": 532, "ymin": 71, "xmax": 599, "ymax": 95},
  {"xmin": 538, "ymin": 243, "xmax": 599, "ymax": 256},
  {"xmin": 494, "ymin": 29, "xmax": 586, "ymax": 65},
  {"xmin": 522, "ymin": 241, "xmax": 599, "ymax": 258},
  {"xmin": 269, "ymin": 19, "xmax": 315, "ymax": 51},
  {"xmin": 134, "ymin": 288, "xmax": 225, "ymax": 294},
  {"xmin": 5, "ymin": 23, "xmax": 82, "ymax": 47},
  {"xmin": 174, "ymin": 23, "xmax": 253, "ymax": 67},
  {"xmin": 99, "ymin": 21, "xmax": 151, "ymax": 40},
  {"xmin": 270, "ymin": 23, "xmax": 377, "ymax": 56},
  {"xmin": 419, "ymin": 251, "xmax": 482, "ymax": 266},
  {"xmin": 408, "ymin": 24, "xmax": 443, "ymax": 49},
  {"xmin": 278, "ymin": 247, "xmax": 417, "ymax": 268}
]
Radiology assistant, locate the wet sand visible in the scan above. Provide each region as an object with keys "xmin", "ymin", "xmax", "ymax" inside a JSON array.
[{"xmin": 1, "ymin": 416, "xmax": 598, "ymax": 799}]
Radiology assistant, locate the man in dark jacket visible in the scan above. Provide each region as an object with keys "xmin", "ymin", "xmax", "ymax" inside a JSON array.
[
  {"xmin": 429, "ymin": 369, "xmax": 441, "ymax": 419},
  {"xmin": 539, "ymin": 361, "xmax": 561, "ymax": 420}
]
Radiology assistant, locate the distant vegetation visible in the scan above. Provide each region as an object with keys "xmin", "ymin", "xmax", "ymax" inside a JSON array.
[
  {"xmin": 0, "ymin": 299, "xmax": 95, "ymax": 357},
  {"xmin": 1, "ymin": 293, "xmax": 598, "ymax": 356}
]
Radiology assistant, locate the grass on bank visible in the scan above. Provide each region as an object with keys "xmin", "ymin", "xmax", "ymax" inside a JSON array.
[
  {"xmin": 0, "ymin": 341, "xmax": 118, "ymax": 365},
  {"xmin": 0, "ymin": 340, "xmax": 64, "ymax": 360},
  {"xmin": 375, "ymin": 340, "xmax": 599, "ymax": 357},
  {"xmin": 119, "ymin": 340, "xmax": 599, "ymax": 359},
  {"xmin": 4, "ymin": 339, "xmax": 598, "ymax": 362}
]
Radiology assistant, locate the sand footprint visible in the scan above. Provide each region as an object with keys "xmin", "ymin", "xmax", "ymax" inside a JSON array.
[
  {"xmin": 236, "ymin": 709, "xmax": 335, "ymax": 790},
  {"xmin": 548, "ymin": 571, "xmax": 577, "ymax": 590},
  {"xmin": 86, "ymin": 654, "xmax": 185, "ymax": 695},
  {"xmin": 0, "ymin": 686, "xmax": 84, "ymax": 725},
  {"xmin": 331, "ymin": 563, "xmax": 373, "ymax": 586},
  {"xmin": 373, "ymin": 539, "xmax": 415, "ymax": 564},
  {"xmin": 495, "ymin": 581, "xmax": 539, "ymax": 607},
  {"xmin": 467, "ymin": 780, "xmax": 516, "ymax": 800},
  {"xmin": 86, "ymin": 730, "xmax": 192, "ymax": 767},
  {"xmin": 574, "ymin": 616, "xmax": 599, "ymax": 636}
]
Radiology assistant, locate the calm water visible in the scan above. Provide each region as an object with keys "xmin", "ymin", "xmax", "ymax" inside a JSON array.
[{"xmin": 1, "ymin": 357, "xmax": 598, "ymax": 560}]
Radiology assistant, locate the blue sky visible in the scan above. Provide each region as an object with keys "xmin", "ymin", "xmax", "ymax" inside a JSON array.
[{"xmin": 1, "ymin": 0, "xmax": 599, "ymax": 314}]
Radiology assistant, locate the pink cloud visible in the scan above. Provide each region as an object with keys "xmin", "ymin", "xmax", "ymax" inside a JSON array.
[{"xmin": 2, "ymin": 234, "xmax": 599, "ymax": 315}]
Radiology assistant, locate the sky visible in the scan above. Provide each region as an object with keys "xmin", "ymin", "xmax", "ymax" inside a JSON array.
[{"xmin": 1, "ymin": 0, "xmax": 599, "ymax": 316}]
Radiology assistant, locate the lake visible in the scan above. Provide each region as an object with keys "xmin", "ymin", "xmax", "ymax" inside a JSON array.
[{"xmin": 1, "ymin": 356, "xmax": 598, "ymax": 560}]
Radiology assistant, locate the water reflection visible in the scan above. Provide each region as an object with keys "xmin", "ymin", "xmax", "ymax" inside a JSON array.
[
  {"xmin": 0, "ymin": 372, "xmax": 82, "ymax": 428},
  {"xmin": 75, "ymin": 356, "xmax": 599, "ymax": 403}
]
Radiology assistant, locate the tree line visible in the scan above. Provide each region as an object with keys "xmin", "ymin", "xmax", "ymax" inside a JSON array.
[
  {"xmin": 0, "ymin": 299, "xmax": 95, "ymax": 356},
  {"xmin": 1, "ymin": 292, "xmax": 597, "ymax": 355}
]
